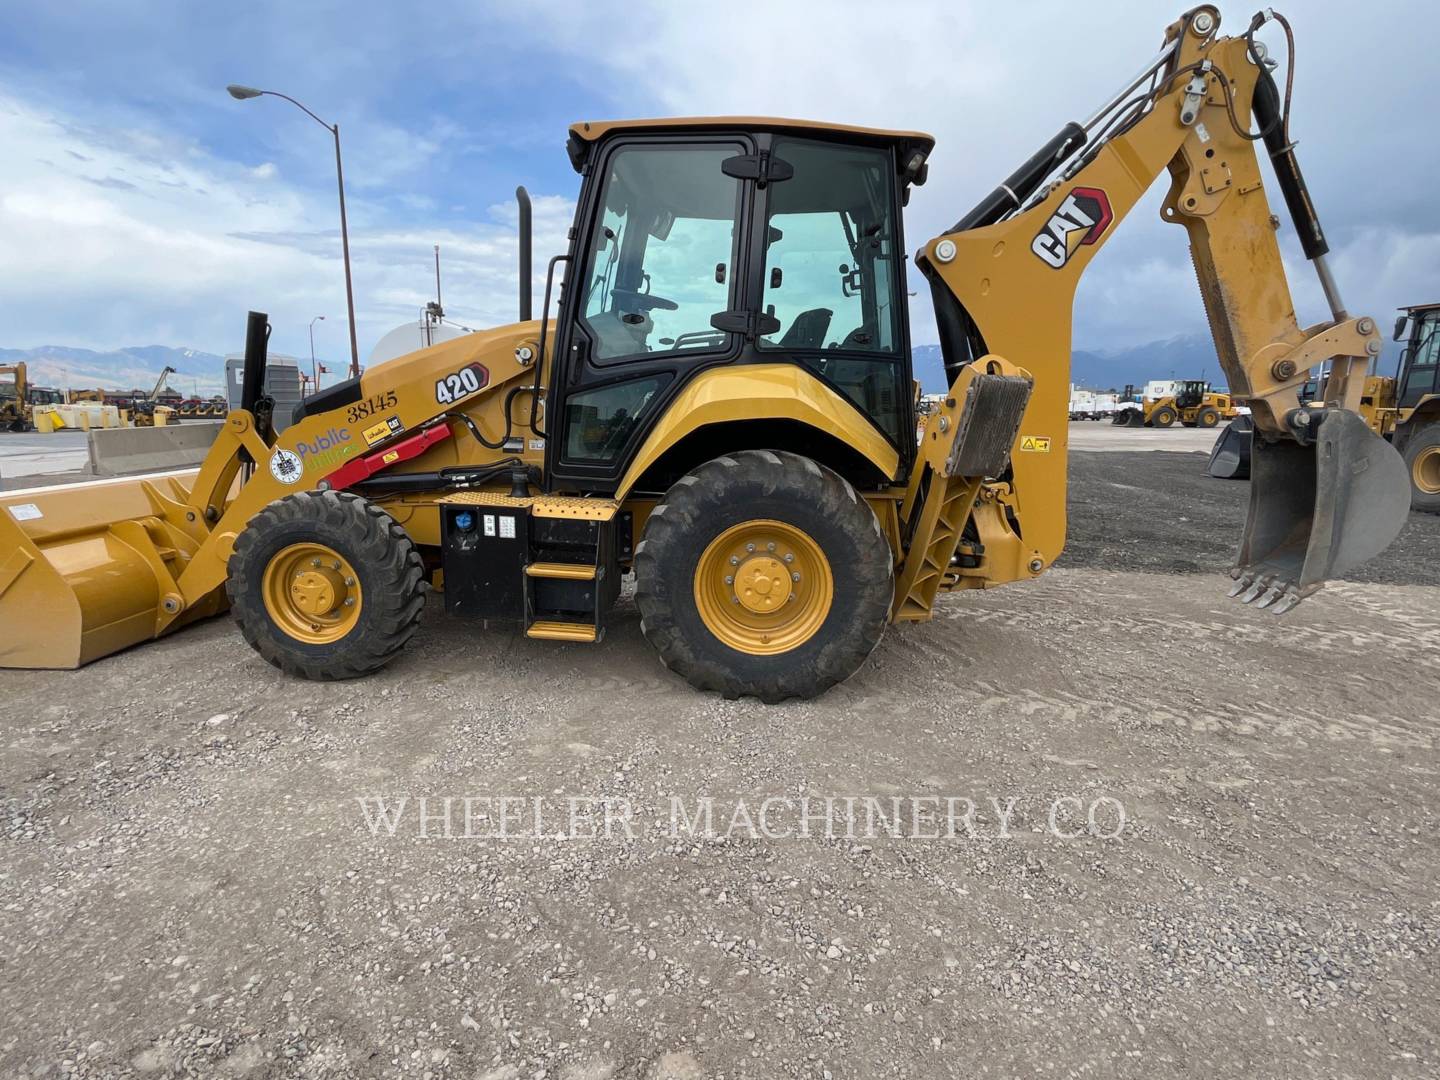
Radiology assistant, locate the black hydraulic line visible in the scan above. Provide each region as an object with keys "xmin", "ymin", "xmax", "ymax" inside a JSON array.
[
  {"xmin": 951, "ymin": 122, "xmax": 1087, "ymax": 233},
  {"xmin": 1248, "ymin": 14, "xmax": 1326, "ymax": 259}
]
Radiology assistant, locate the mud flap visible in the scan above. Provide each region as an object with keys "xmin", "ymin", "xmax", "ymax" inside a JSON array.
[
  {"xmin": 1231, "ymin": 409, "xmax": 1410, "ymax": 612},
  {"xmin": 1206, "ymin": 415, "xmax": 1253, "ymax": 479}
]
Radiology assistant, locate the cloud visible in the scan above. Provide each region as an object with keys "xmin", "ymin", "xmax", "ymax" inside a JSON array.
[
  {"xmin": 0, "ymin": 89, "xmax": 571, "ymax": 365},
  {"xmin": 498, "ymin": 0, "xmax": 1440, "ymax": 347},
  {"xmin": 0, "ymin": 0, "xmax": 1433, "ymax": 369}
]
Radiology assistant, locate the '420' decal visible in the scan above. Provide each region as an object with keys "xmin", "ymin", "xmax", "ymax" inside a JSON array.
[{"xmin": 434, "ymin": 362, "xmax": 489, "ymax": 405}]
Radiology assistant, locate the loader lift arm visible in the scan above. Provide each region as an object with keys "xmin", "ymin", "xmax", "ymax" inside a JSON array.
[{"xmin": 911, "ymin": 4, "xmax": 1410, "ymax": 613}]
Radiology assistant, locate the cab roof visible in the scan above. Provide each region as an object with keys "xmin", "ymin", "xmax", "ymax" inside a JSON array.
[
  {"xmin": 1400, "ymin": 302, "xmax": 1440, "ymax": 313},
  {"xmin": 566, "ymin": 116, "xmax": 935, "ymax": 173}
]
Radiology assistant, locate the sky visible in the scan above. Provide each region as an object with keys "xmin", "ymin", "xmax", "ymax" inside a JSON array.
[{"xmin": 1, "ymin": 0, "xmax": 1436, "ymax": 370}]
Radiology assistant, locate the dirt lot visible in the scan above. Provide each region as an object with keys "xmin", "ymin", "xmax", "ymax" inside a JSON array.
[{"xmin": 2, "ymin": 451, "xmax": 1438, "ymax": 1079}]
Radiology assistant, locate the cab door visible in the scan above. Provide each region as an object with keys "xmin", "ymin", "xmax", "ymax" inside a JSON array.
[{"xmin": 545, "ymin": 135, "xmax": 754, "ymax": 493}]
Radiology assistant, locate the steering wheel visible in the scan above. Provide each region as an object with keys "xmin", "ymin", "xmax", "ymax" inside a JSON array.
[{"xmin": 610, "ymin": 286, "xmax": 679, "ymax": 312}]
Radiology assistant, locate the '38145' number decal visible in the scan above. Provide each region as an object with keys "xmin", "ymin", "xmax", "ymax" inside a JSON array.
[{"xmin": 434, "ymin": 363, "xmax": 489, "ymax": 406}]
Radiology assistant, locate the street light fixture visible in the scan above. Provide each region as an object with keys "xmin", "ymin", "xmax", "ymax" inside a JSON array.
[
  {"xmin": 309, "ymin": 315, "xmax": 326, "ymax": 394},
  {"xmin": 225, "ymin": 85, "xmax": 360, "ymax": 378}
]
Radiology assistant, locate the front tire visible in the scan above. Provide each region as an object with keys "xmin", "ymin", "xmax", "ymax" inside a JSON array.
[
  {"xmin": 1403, "ymin": 422, "xmax": 1440, "ymax": 514},
  {"xmin": 227, "ymin": 491, "xmax": 426, "ymax": 679},
  {"xmin": 1151, "ymin": 406, "xmax": 1177, "ymax": 428},
  {"xmin": 634, "ymin": 450, "xmax": 892, "ymax": 703}
]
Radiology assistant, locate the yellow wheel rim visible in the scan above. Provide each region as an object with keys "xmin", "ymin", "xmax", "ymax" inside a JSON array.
[
  {"xmin": 693, "ymin": 519, "xmax": 834, "ymax": 656},
  {"xmin": 261, "ymin": 542, "xmax": 363, "ymax": 645},
  {"xmin": 1414, "ymin": 446, "xmax": 1440, "ymax": 495}
]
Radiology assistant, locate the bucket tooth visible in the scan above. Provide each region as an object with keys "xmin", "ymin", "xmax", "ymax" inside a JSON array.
[
  {"xmin": 1270, "ymin": 590, "xmax": 1302, "ymax": 615},
  {"xmin": 1254, "ymin": 582, "xmax": 1286, "ymax": 609},
  {"xmin": 1227, "ymin": 573, "xmax": 1253, "ymax": 598},
  {"xmin": 1239, "ymin": 576, "xmax": 1269, "ymax": 604}
]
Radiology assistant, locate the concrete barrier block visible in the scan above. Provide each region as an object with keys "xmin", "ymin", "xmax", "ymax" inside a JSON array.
[{"xmin": 87, "ymin": 421, "xmax": 222, "ymax": 477}]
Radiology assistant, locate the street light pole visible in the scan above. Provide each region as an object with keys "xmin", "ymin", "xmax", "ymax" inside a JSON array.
[
  {"xmin": 309, "ymin": 315, "xmax": 326, "ymax": 393},
  {"xmin": 227, "ymin": 85, "xmax": 361, "ymax": 377}
]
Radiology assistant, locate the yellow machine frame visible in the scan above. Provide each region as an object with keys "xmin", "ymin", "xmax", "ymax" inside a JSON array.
[{"xmin": 0, "ymin": 6, "xmax": 1412, "ymax": 675}]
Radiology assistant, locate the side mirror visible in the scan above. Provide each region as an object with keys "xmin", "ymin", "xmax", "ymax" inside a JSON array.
[{"xmin": 1394, "ymin": 315, "xmax": 1409, "ymax": 342}]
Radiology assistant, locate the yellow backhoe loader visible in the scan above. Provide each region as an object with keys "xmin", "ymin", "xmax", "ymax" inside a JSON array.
[{"xmin": 0, "ymin": 8, "xmax": 1413, "ymax": 700}]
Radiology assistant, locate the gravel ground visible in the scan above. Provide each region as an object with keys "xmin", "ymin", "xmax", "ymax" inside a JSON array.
[
  {"xmin": 1063, "ymin": 450, "xmax": 1440, "ymax": 586},
  {"xmin": 2, "ymin": 454, "xmax": 1438, "ymax": 1079}
]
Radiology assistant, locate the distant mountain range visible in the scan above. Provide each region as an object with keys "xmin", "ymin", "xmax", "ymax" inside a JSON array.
[
  {"xmin": 0, "ymin": 345, "xmax": 228, "ymax": 397},
  {"xmin": 8, "ymin": 329, "xmax": 1379, "ymax": 400},
  {"xmin": 912, "ymin": 332, "xmax": 1224, "ymax": 393}
]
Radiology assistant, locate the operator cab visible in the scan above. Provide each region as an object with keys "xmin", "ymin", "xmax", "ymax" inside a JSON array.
[
  {"xmin": 546, "ymin": 117, "xmax": 934, "ymax": 495},
  {"xmin": 1174, "ymin": 379, "xmax": 1208, "ymax": 409},
  {"xmin": 1396, "ymin": 303, "xmax": 1440, "ymax": 410}
]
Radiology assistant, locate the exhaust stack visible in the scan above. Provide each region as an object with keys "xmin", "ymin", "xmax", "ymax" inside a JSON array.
[{"xmin": 516, "ymin": 186, "xmax": 533, "ymax": 322}]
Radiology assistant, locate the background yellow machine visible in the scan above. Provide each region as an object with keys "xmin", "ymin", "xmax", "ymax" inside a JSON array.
[
  {"xmin": 0, "ymin": 7, "xmax": 1414, "ymax": 700},
  {"xmin": 1119, "ymin": 379, "xmax": 1240, "ymax": 428},
  {"xmin": 1210, "ymin": 303, "xmax": 1440, "ymax": 509},
  {"xmin": 0, "ymin": 363, "xmax": 33, "ymax": 432}
]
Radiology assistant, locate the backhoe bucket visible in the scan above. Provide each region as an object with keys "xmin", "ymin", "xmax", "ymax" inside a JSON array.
[
  {"xmin": 1231, "ymin": 409, "xmax": 1410, "ymax": 612},
  {"xmin": 1206, "ymin": 415, "xmax": 1252, "ymax": 479},
  {"xmin": 0, "ymin": 471, "xmax": 225, "ymax": 668}
]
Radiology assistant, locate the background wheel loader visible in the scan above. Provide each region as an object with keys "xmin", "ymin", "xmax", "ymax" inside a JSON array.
[
  {"xmin": 1209, "ymin": 301, "xmax": 1440, "ymax": 510},
  {"xmin": 1116, "ymin": 378, "xmax": 1239, "ymax": 428},
  {"xmin": 0, "ymin": 7, "xmax": 1414, "ymax": 700}
]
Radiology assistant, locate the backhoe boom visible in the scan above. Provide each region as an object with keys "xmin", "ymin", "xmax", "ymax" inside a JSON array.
[{"xmin": 913, "ymin": 4, "xmax": 1410, "ymax": 611}]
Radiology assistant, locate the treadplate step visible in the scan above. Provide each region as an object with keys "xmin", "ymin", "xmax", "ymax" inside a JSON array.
[
  {"xmin": 526, "ymin": 620, "xmax": 598, "ymax": 643},
  {"xmin": 525, "ymin": 562, "xmax": 597, "ymax": 581}
]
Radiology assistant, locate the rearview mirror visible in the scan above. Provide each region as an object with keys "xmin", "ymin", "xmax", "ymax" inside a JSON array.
[{"xmin": 1394, "ymin": 315, "xmax": 1409, "ymax": 342}]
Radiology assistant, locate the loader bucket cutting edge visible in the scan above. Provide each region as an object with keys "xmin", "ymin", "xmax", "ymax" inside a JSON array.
[
  {"xmin": 1232, "ymin": 409, "xmax": 1410, "ymax": 611},
  {"xmin": 0, "ymin": 469, "xmax": 227, "ymax": 669}
]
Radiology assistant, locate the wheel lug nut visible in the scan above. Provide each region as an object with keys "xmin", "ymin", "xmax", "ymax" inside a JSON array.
[
  {"xmin": 730, "ymin": 556, "xmax": 739, "ymax": 566},
  {"xmin": 784, "ymin": 553, "xmax": 793, "ymax": 563},
  {"xmin": 311, "ymin": 558, "xmax": 322, "ymax": 567},
  {"xmin": 344, "ymin": 577, "xmax": 355, "ymax": 586},
  {"xmin": 725, "ymin": 575, "xmax": 734, "ymax": 585},
  {"xmin": 766, "ymin": 542, "xmax": 776, "ymax": 552},
  {"xmin": 344, "ymin": 597, "xmax": 355, "ymax": 607},
  {"xmin": 746, "ymin": 543, "xmax": 755, "ymax": 553},
  {"xmin": 731, "ymin": 595, "xmax": 740, "ymax": 604},
  {"xmin": 792, "ymin": 572, "xmax": 800, "ymax": 582}
]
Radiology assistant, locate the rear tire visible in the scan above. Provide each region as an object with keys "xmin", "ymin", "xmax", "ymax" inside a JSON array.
[
  {"xmin": 228, "ymin": 491, "xmax": 426, "ymax": 679},
  {"xmin": 1196, "ymin": 406, "xmax": 1221, "ymax": 428},
  {"xmin": 634, "ymin": 450, "xmax": 892, "ymax": 703},
  {"xmin": 1151, "ymin": 406, "xmax": 1177, "ymax": 428},
  {"xmin": 1403, "ymin": 422, "xmax": 1440, "ymax": 514}
]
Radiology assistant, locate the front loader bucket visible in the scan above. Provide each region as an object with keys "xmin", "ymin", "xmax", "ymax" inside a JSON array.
[
  {"xmin": 0, "ymin": 471, "xmax": 226, "ymax": 668},
  {"xmin": 1206, "ymin": 415, "xmax": 1253, "ymax": 479},
  {"xmin": 1231, "ymin": 409, "xmax": 1410, "ymax": 612}
]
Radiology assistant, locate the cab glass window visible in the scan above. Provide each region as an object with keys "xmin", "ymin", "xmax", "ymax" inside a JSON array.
[
  {"xmin": 562, "ymin": 375, "xmax": 667, "ymax": 463},
  {"xmin": 758, "ymin": 138, "xmax": 904, "ymax": 443},
  {"xmin": 578, "ymin": 144, "xmax": 742, "ymax": 362},
  {"xmin": 758, "ymin": 138, "xmax": 899, "ymax": 353}
]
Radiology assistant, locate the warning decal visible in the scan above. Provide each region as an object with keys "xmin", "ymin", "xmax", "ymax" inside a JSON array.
[{"xmin": 1019, "ymin": 436, "xmax": 1052, "ymax": 453}]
